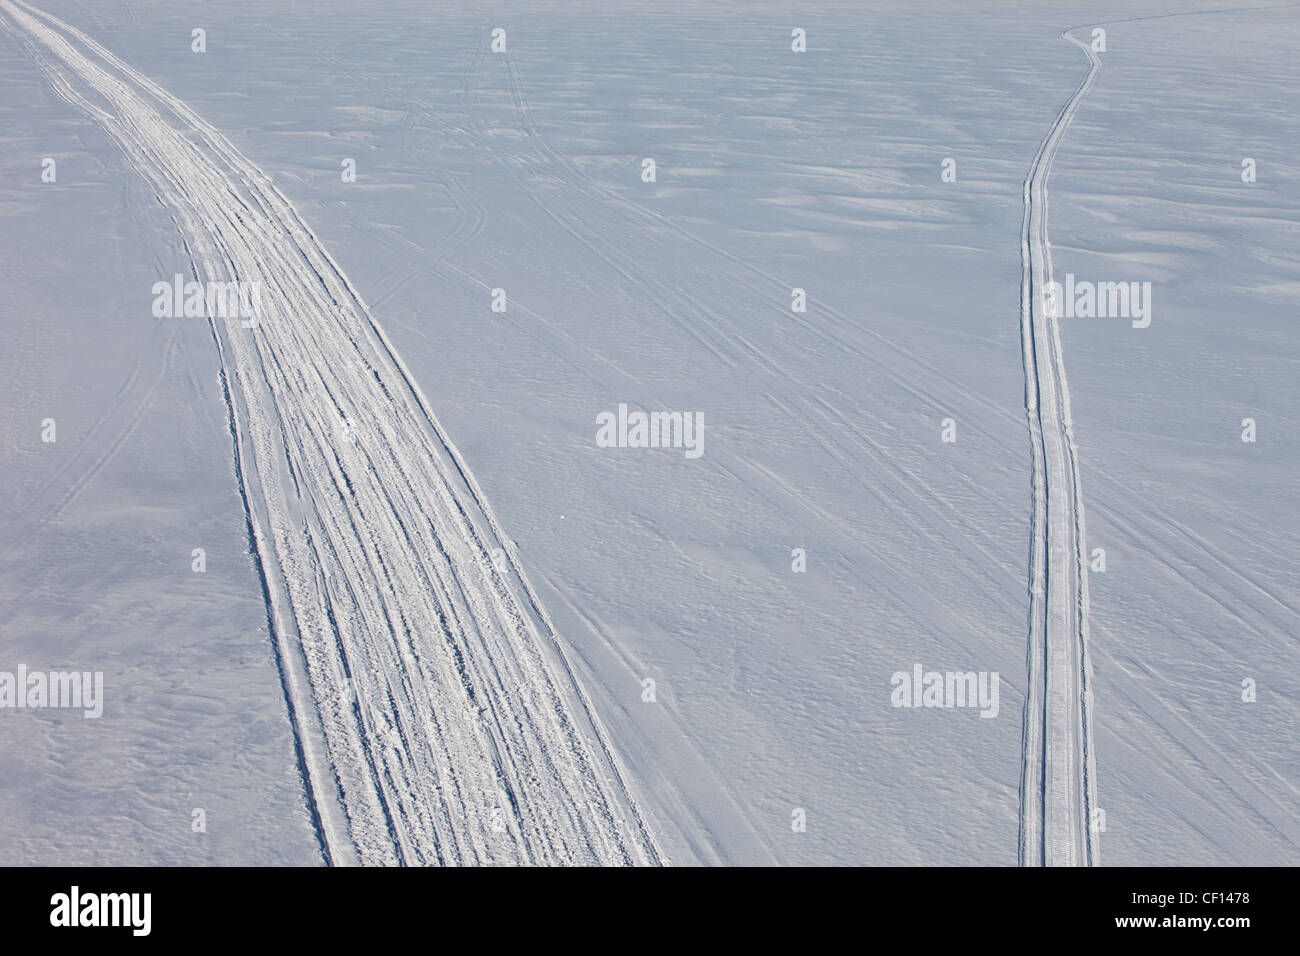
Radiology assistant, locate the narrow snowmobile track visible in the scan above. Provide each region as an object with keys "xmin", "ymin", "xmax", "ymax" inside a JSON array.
[
  {"xmin": 1017, "ymin": 29, "xmax": 1101, "ymax": 868},
  {"xmin": 0, "ymin": 0, "xmax": 663, "ymax": 867}
]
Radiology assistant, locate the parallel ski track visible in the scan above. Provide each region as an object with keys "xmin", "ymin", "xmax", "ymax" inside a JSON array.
[
  {"xmin": 1017, "ymin": 30, "xmax": 1101, "ymax": 868},
  {"xmin": 0, "ymin": 0, "xmax": 663, "ymax": 867}
]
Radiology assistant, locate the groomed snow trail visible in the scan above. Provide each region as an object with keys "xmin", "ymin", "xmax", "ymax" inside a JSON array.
[
  {"xmin": 0, "ymin": 0, "xmax": 663, "ymax": 866},
  {"xmin": 1017, "ymin": 30, "xmax": 1101, "ymax": 868}
]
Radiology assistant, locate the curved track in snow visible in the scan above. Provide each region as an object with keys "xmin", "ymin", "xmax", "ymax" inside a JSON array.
[
  {"xmin": 1017, "ymin": 29, "xmax": 1101, "ymax": 868},
  {"xmin": 0, "ymin": 0, "xmax": 663, "ymax": 867}
]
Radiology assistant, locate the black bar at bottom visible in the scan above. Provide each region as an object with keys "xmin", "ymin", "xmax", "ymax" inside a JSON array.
[{"xmin": 0, "ymin": 865, "xmax": 1282, "ymax": 944}]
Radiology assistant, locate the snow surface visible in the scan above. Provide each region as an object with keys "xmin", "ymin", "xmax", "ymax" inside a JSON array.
[{"xmin": 0, "ymin": 0, "xmax": 1295, "ymax": 865}]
